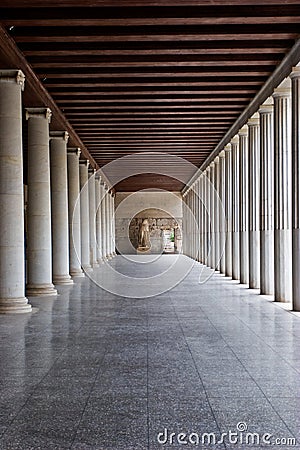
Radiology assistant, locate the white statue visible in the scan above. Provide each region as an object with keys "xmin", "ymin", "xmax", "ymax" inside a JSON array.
[{"xmin": 138, "ymin": 219, "xmax": 151, "ymax": 250}]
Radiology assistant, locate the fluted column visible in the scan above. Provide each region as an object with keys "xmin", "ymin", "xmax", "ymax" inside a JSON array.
[
  {"xmin": 219, "ymin": 150, "xmax": 226, "ymax": 274},
  {"xmin": 224, "ymin": 144, "xmax": 232, "ymax": 277},
  {"xmin": 111, "ymin": 193, "xmax": 116, "ymax": 256},
  {"xmin": 79, "ymin": 160, "xmax": 92, "ymax": 271},
  {"xmin": 273, "ymin": 78, "xmax": 292, "ymax": 302},
  {"xmin": 248, "ymin": 113, "xmax": 261, "ymax": 289},
  {"xmin": 88, "ymin": 168, "xmax": 99, "ymax": 268},
  {"xmin": 50, "ymin": 131, "xmax": 73, "ymax": 285},
  {"xmin": 214, "ymin": 157, "xmax": 220, "ymax": 271},
  {"xmin": 231, "ymin": 135, "xmax": 240, "ymax": 280},
  {"xmin": 204, "ymin": 168, "xmax": 210, "ymax": 266},
  {"xmin": 291, "ymin": 66, "xmax": 300, "ymax": 311},
  {"xmin": 259, "ymin": 97, "xmax": 274, "ymax": 296},
  {"xmin": 26, "ymin": 108, "xmax": 57, "ymax": 295},
  {"xmin": 199, "ymin": 175, "xmax": 204, "ymax": 263},
  {"xmin": 106, "ymin": 189, "xmax": 112, "ymax": 259},
  {"xmin": 209, "ymin": 162, "xmax": 215, "ymax": 268},
  {"xmin": 67, "ymin": 147, "xmax": 84, "ymax": 277},
  {"xmin": 196, "ymin": 178, "xmax": 201, "ymax": 262},
  {"xmin": 95, "ymin": 175, "xmax": 103, "ymax": 264},
  {"xmin": 238, "ymin": 125, "xmax": 249, "ymax": 285},
  {"xmin": 0, "ymin": 70, "xmax": 31, "ymax": 313},
  {"xmin": 100, "ymin": 181, "xmax": 107, "ymax": 261}
]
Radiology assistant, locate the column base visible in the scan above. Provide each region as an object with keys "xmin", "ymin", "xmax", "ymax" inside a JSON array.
[
  {"xmin": 0, "ymin": 297, "xmax": 32, "ymax": 314},
  {"xmin": 92, "ymin": 262, "xmax": 99, "ymax": 268},
  {"xmin": 26, "ymin": 283, "xmax": 58, "ymax": 297},
  {"xmin": 82, "ymin": 264, "xmax": 93, "ymax": 273},
  {"xmin": 107, "ymin": 254, "xmax": 113, "ymax": 260},
  {"xmin": 70, "ymin": 269, "xmax": 85, "ymax": 278},
  {"xmin": 97, "ymin": 258, "xmax": 104, "ymax": 264},
  {"xmin": 53, "ymin": 275, "xmax": 74, "ymax": 285}
]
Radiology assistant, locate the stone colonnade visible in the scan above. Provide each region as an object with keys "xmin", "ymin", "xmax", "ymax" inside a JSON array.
[
  {"xmin": 0, "ymin": 69, "xmax": 116, "ymax": 314},
  {"xmin": 183, "ymin": 65, "xmax": 300, "ymax": 312}
]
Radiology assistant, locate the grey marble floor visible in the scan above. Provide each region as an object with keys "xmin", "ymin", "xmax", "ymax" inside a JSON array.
[{"xmin": 0, "ymin": 255, "xmax": 300, "ymax": 450}]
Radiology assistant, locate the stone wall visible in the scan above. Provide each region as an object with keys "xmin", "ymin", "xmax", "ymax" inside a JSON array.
[{"xmin": 115, "ymin": 191, "xmax": 183, "ymax": 254}]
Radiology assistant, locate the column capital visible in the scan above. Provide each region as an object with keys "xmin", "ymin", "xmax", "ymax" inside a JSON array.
[
  {"xmin": 26, "ymin": 107, "xmax": 52, "ymax": 123},
  {"xmin": 219, "ymin": 150, "xmax": 225, "ymax": 158},
  {"xmin": 259, "ymin": 96, "xmax": 274, "ymax": 114},
  {"xmin": 88, "ymin": 167, "xmax": 96, "ymax": 176},
  {"xmin": 79, "ymin": 159, "xmax": 89, "ymax": 168},
  {"xmin": 224, "ymin": 143, "xmax": 231, "ymax": 152},
  {"xmin": 290, "ymin": 66, "xmax": 300, "ymax": 80},
  {"xmin": 67, "ymin": 147, "xmax": 81, "ymax": 157},
  {"xmin": 238, "ymin": 124, "xmax": 248, "ymax": 136},
  {"xmin": 0, "ymin": 69, "xmax": 25, "ymax": 90},
  {"xmin": 231, "ymin": 135, "xmax": 239, "ymax": 146},
  {"xmin": 247, "ymin": 112, "xmax": 260, "ymax": 127},
  {"xmin": 273, "ymin": 77, "xmax": 291, "ymax": 98},
  {"xmin": 210, "ymin": 161, "xmax": 215, "ymax": 169},
  {"xmin": 214, "ymin": 156, "xmax": 220, "ymax": 164},
  {"xmin": 50, "ymin": 131, "xmax": 69, "ymax": 142}
]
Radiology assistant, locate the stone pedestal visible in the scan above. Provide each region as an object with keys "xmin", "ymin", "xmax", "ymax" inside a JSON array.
[
  {"xmin": 79, "ymin": 160, "xmax": 92, "ymax": 271},
  {"xmin": 0, "ymin": 70, "xmax": 31, "ymax": 313},
  {"xmin": 50, "ymin": 131, "xmax": 73, "ymax": 285},
  {"xmin": 67, "ymin": 148, "xmax": 84, "ymax": 278},
  {"xmin": 26, "ymin": 108, "xmax": 58, "ymax": 296},
  {"xmin": 259, "ymin": 97, "xmax": 274, "ymax": 296}
]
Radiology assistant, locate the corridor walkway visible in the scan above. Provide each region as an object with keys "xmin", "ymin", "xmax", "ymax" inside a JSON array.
[{"xmin": 0, "ymin": 255, "xmax": 299, "ymax": 449}]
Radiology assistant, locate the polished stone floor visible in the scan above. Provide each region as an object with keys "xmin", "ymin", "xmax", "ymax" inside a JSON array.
[{"xmin": 0, "ymin": 255, "xmax": 300, "ymax": 450}]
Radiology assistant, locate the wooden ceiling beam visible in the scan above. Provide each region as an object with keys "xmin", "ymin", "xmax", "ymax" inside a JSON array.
[
  {"xmin": 3, "ymin": 17, "xmax": 300, "ymax": 27},
  {"xmin": 23, "ymin": 47, "xmax": 288, "ymax": 57},
  {"xmin": 13, "ymin": 33, "xmax": 298, "ymax": 43}
]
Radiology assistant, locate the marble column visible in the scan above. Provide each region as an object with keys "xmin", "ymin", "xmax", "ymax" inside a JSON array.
[
  {"xmin": 209, "ymin": 162, "xmax": 215, "ymax": 268},
  {"xmin": 106, "ymin": 189, "xmax": 112, "ymax": 259},
  {"xmin": 291, "ymin": 66, "xmax": 300, "ymax": 311},
  {"xmin": 50, "ymin": 131, "xmax": 73, "ymax": 285},
  {"xmin": 67, "ymin": 147, "xmax": 84, "ymax": 277},
  {"xmin": 231, "ymin": 135, "xmax": 240, "ymax": 280},
  {"xmin": 248, "ymin": 113, "xmax": 261, "ymax": 289},
  {"xmin": 224, "ymin": 144, "xmax": 232, "ymax": 277},
  {"xmin": 95, "ymin": 175, "xmax": 103, "ymax": 264},
  {"xmin": 214, "ymin": 157, "xmax": 220, "ymax": 271},
  {"xmin": 111, "ymin": 193, "xmax": 116, "ymax": 256},
  {"xmin": 219, "ymin": 150, "xmax": 226, "ymax": 274},
  {"xmin": 204, "ymin": 168, "xmax": 210, "ymax": 266},
  {"xmin": 26, "ymin": 108, "xmax": 57, "ymax": 295},
  {"xmin": 0, "ymin": 70, "xmax": 31, "ymax": 313},
  {"xmin": 196, "ymin": 178, "xmax": 201, "ymax": 262},
  {"xmin": 100, "ymin": 182, "xmax": 108, "ymax": 261},
  {"xmin": 88, "ymin": 169, "xmax": 99, "ymax": 268},
  {"xmin": 199, "ymin": 175, "xmax": 204, "ymax": 263},
  {"xmin": 273, "ymin": 78, "xmax": 292, "ymax": 302},
  {"xmin": 259, "ymin": 97, "xmax": 274, "ymax": 296},
  {"xmin": 238, "ymin": 125, "xmax": 249, "ymax": 285},
  {"xmin": 79, "ymin": 160, "xmax": 92, "ymax": 271}
]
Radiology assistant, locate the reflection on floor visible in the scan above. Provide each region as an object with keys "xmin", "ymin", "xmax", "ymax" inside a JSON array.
[{"xmin": 0, "ymin": 255, "xmax": 300, "ymax": 449}]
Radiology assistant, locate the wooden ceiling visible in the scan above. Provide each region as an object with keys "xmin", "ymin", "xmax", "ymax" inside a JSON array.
[{"xmin": 0, "ymin": 1, "xmax": 299, "ymax": 191}]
